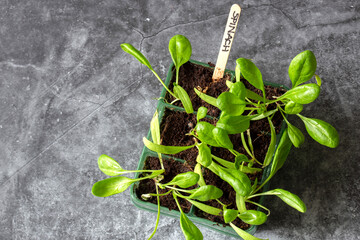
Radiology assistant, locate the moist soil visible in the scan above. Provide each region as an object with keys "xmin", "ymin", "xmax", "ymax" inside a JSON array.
[
  {"xmin": 137, "ymin": 62, "xmax": 286, "ymax": 229},
  {"xmin": 165, "ymin": 61, "xmax": 231, "ymax": 117},
  {"xmin": 136, "ymin": 157, "xmax": 193, "ymax": 213}
]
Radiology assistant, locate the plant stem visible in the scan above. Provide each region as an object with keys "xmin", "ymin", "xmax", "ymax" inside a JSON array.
[
  {"xmin": 245, "ymin": 200, "xmax": 271, "ymax": 216},
  {"xmin": 176, "ymin": 68, "xmax": 180, "ymax": 85},
  {"xmin": 173, "ymin": 192, "xmax": 184, "ymax": 214},
  {"xmin": 164, "ymin": 185, "xmax": 193, "ymax": 193},
  {"xmin": 151, "ymin": 70, "xmax": 177, "ymax": 99},
  {"xmin": 145, "ymin": 189, "xmax": 173, "ymax": 197},
  {"xmin": 247, "ymin": 192, "xmax": 280, "ymax": 199},
  {"xmin": 147, "ymin": 185, "xmax": 161, "ymax": 240}
]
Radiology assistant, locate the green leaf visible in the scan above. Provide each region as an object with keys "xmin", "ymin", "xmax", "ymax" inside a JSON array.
[
  {"xmin": 194, "ymin": 163, "xmax": 206, "ymax": 186},
  {"xmin": 162, "ymin": 172, "xmax": 199, "ymax": 188},
  {"xmin": 215, "ymin": 164, "xmax": 252, "ymax": 197},
  {"xmin": 288, "ymin": 50, "xmax": 317, "ymax": 87},
  {"xmin": 195, "ymin": 122, "xmax": 220, "ymax": 147},
  {"xmin": 263, "ymin": 118, "xmax": 276, "ymax": 167},
  {"xmin": 92, "ymin": 176, "xmax": 134, "ymax": 197},
  {"xmin": 250, "ymin": 109, "xmax": 278, "ymax": 121},
  {"xmin": 235, "ymin": 63, "xmax": 241, "ymax": 82},
  {"xmin": 270, "ymin": 128, "xmax": 292, "ymax": 176},
  {"xmin": 212, "ymin": 155, "xmax": 235, "ymax": 169},
  {"xmin": 197, "ymin": 143, "xmax": 212, "ymax": 167},
  {"xmin": 226, "ymin": 80, "xmax": 234, "ymax": 88},
  {"xmin": 173, "ymin": 83, "xmax": 194, "ymax": 113},
  {"xmin": 284, "ymin": 101, "xmax": 303, "ymax": 114},
  {"xmin": 298, "ymin": 115, "xmax": 339, "ymax": 148},
  {"xmin": 217, "ymin": 92, "xmax": 246, "ymax": 116},
  {"xmin": 246, "ymin": 89, "xmax": 264, "ymax": 102},
  {"xmin": 236, "ymin": 58, "xmax": 265, "ymax": 94},
  {"xmin": 229, "ymin": 81, "xmax": 246, "ymax": 100},
  {"xmin": 150, "ymin": 111, "xmax": 160, "ymax": 144},
  {"xmin": 169, "ymin": 35, "xmax": 192, "ymax": 70},
  {"xmin": 187, "ymin": 199, "xmax": 222, "ymax": 216},
  {"xmin": 315, "ymin": 74, "xmax": 322, "ymax": 86},
  {"xmin": 287, "ymin": 123, "xmax": 305, "ymax": 148},
  {"xmin": 98, "ymin": 154, "xmax": 124, "ymax": 176},
  {"xmin": 143, "ymin": 137, "xmax": 195, "ymax": 154},
  {"xmin": 197, "ymin": 107, "xmax": 208, "ymax": 122},
  {"xmin": 224, "ymin": 209, "xmax": 238, "ymax": 223},
  {"xmin": 230, "ymin": 222, "xmax": 269, "ymax": 240},
  {"xmin": 120, "ymin": 43, "xmax": 152, "ymax": 70},
  {"xmin": 186, "ymin": 185, "xmax": 223, "ymax": 201},
  {"xmin": 238, "ymin": 210, "xmax": 267, "ymax": 225},
  {"xmin": 194, "ymin": 88, "xmax": 218, "ymax": 107},
  {"xmin": 216, "ymin": 114, "xmax": 250, "ymax": 134},
  {"xmin": 281, "ymin": 83, "xmax": 320, "ymax": 104},
  {"xmin": 238, "ymin": 165, "xmax": 262, "ymax": 174},
  {"xmin": 180, "ymin": 212, "xmax": 203, "ymax": 240},
  {"xmin": 263, "ymin": 189, "xmax": 306, "ymax": 213},
  {"xmin": 212, "ymin": 127, "xmax": 233, "ymax": 149}
]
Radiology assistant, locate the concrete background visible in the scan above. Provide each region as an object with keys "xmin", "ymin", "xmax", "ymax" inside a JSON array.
[{"xmin": 0, "ymin": 0, "xmax": 359, "ymax": 239}]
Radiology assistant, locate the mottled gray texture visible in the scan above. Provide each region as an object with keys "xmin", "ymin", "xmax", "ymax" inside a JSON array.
[{"xmin": 0, "ymin": 0, "xmax": 359, "ymax": 239}]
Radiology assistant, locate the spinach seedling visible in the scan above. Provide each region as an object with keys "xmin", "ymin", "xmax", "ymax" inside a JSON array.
[
  {"xmin": 121, "ymin": 35, "xmax": 194, "ymax": 113},
  {"xmin": 92, "ymin": 49, "xmax": 339, "ymax": 240}
]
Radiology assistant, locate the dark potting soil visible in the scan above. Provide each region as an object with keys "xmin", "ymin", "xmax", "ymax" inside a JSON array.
[
  {"xmin": 165, "ymin": 61, "xmax": 231, "ymax": 117},
  {"xmin": 160, "ymin": 108, "xmax": 216, "ymax": 167},
  {"xmin": 136, "ymin": 156, "xmax": 193, "ymax": 213}
]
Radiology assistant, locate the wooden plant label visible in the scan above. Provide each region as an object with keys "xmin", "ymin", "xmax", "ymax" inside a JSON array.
[{"xmin": 212, "ymin": 4, "xmax": 241, "ymax": 80}]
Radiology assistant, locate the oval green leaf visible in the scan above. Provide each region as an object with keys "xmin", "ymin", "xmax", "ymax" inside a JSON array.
[
  {"xmin": 299, "ymin": 116, "xmax": 339, "ymax": 148},
  {"xmin": 236, "ymin": 58, "xmax": 265, "ymax": 94},
  {"xmin": 143, "ymin": 137, "xmax": 195, "ymax": 154},
  {"xmin": 270, "ymin": 128, "xmax": 292, "ymax": 176},
  {"xmin": 197, "ymin": 143, "xmax": 212, "ymax": 167},
  {"xmin": 169, "ymin": 35, "xmax": 192, "ymax": 70},
  {"xmin": 173, "ymin": 83, "xmax": 194, "ymax": 113},
  {"xmin": 216, "ymin": 164, "xmax": 252, "ymax": 197},
  {"xmin": 98, "ymin": 154, "xmax": 124, "ymax": 176},
  {"xmin": 224, "ymin": 209, "xmax": 238, "ymax": 223},
  {"xmin": 187, "ymin": 185, "xmax": 223, "ymax": 201},
  {"xmin": 284, "ymin": 100, "xmax": 303, "ymax": 114},
  {"xmin": 187, "ymin": 199, "xmax": 222, "ymax": 216},
  {"xmin": 212, "ymin": 127, "xmax": 233, "ymax": 149},
  {"xmin": 217, "ymin": 114, "xmax": 250, "ymax": 134},
  {"xmin": 287, "ymin": 123, "xmax": 305, "ymax": 148},
  {"xmin": 162, "ymin": 172, "xmax": 199, "ymax": 188},
  {"xmin": 195, "ymin": 122, "xmax": 220, "ymax": 147},
  {"xmin": 180, "ymin": 212, "xmax": 203, "ymax": 240},
  {"xmin": 120, "ymin": 43, "xmax": 152, "ymax": 70},
  {"xmin": 282, "ymin": 83, "xmax": 320, "ymax": 104},
  {"xmin": 229, "ymin": 81, "xmax": 246, "ymax": 100},
  {"xmin": 266, "ymin": 189, "xmax": 306, "ymax": 213},
  {"xmin": 92, "ymin": 176, "xmax": 134, "ymax": 197},
  {"xmin": 238, "ymin": 210, "xmax": 267, "ymax": 225},
  {"xmin": 217, "ymin": 92, "xmax": 246, "ymax": 116},
  {"xmin": 288, "ymin": 50, "xmax": 317, "ymax": 87},
  {"xmin": 197, "ymin": 107, "xmax": 208, "ymax": 122}
]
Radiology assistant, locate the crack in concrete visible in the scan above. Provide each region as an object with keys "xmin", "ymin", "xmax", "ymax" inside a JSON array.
[
  {"xmin": 269, "ymin": 4, "xmax": 360, "ymax": 30},
  {"xmin": 0, "ymin": 61, "xmax": 45, "ymax": 72}
]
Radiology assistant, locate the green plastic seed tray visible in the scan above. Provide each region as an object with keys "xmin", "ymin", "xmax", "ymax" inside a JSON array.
[{"xmin": 130, "ymin": 60, "xmax": 288, "ymax": 238}]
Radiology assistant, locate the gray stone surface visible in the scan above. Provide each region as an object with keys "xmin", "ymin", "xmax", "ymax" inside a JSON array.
[{"xmin": 0, "ymin": 0, "xmax": 359, "ymax": 239}]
